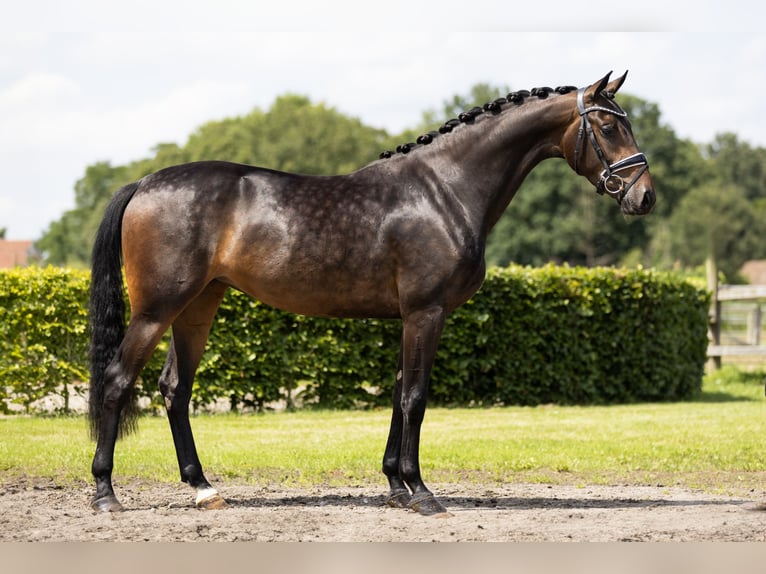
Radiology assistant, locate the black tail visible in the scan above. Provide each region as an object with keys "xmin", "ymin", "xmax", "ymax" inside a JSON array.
[{"xmin": 88, "ymin": 182, "xmax": 140, "ymax": 440}]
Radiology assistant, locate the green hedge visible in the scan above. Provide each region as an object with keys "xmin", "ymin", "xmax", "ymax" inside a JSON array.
[
  {"xmin": 0, "ymin": 265, "xmax": 710, "ymax": 413},
  {"xmin": 437, "ymin": 266, "xmax": 710, "ymax": 405},
  {"xmin": 0, "ymin": 267, "xmax": 90, "ymax": 413}
]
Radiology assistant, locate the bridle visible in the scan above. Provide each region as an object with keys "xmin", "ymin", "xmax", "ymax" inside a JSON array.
[{"xmin": 574, "ymin": 87, "xmax": 649, "ymax": 201}]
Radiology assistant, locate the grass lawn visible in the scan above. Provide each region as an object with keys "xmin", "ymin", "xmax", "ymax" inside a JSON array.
[{"xmin": 1, "ymin": 366, "xmax": 765, "ymax": 493}]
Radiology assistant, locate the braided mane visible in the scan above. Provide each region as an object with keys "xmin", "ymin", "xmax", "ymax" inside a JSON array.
[{"xmin": 380, "ymin": 85, "xmax": 578, "ymax": 159}]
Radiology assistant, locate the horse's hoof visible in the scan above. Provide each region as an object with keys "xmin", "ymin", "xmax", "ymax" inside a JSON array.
[
  {"xmin": 91, "ymin": 495, "xmax": 124, "ymax": 513},
  {"xmin": 196, "ymin": 494, "xmax": 228, "ymax": 510},
  {"xmin": 408, "ymin": 492, "xmax": 452, "ymax": 517},
  {"xmin": 386, "ymin": 488, "xmax": 412, "ymax": 508}
]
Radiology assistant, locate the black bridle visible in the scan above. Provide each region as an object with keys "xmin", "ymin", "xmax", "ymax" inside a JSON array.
[{"xmin": 574, "ymin": 87, "xmax": 649, "ymax": 200}]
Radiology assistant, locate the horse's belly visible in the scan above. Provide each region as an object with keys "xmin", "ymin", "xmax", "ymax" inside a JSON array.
[{"xmin": 222, "ymin": 268, "xmax": 402, "ymax": 319}]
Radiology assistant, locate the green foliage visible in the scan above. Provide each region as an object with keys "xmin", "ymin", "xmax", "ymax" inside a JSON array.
[
  {"xmin": 666, "ymin": 183, "xmax": 766, "ymax": 278},
  {"xmin": 1, "ymin": 266, "xmax": 709, "ymax": 413},
  {"xmin": 0, "ymin": 267, "xmax": 90, "ymax": 413},
  {"xmin": 705, "ymin": 133, "xmax": 766, "ymax": 201},
  {"xmin": 431, "ymin": 265, "xmax": 710, "ymax": 406}
]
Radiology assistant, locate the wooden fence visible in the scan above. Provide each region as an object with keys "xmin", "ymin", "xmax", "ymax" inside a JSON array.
[{"xmin": 707, "ymin": 280, "xmax": 766, "ymax": 369}]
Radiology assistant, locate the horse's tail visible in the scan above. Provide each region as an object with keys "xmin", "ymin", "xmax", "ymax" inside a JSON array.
[{"xmin": 88, "ymin": 182, "xmax": 140, "ymax": 441}]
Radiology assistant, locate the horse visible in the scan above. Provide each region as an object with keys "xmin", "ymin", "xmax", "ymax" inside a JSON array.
[{"xmin": 88, "ymin": 71, "xmax": 655, "ymax": 516}]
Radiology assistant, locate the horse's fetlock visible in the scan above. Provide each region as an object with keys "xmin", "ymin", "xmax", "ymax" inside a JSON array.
[
  {"xmin": 382, "ymin": 457, "xmax": 399, "ymax": 478},
  {"xmin": 399, "ymin": 461, "xmax": 420, "ymax": 484},
  {"xmin": 180, "ymin": 464, "xmax": 205, "ymax": 485}
]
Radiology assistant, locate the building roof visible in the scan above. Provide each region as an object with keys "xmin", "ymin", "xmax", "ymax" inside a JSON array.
[
  {"xmin": 739, "ymin": 260, "xmax": 766, "ymax": 285},
  {"xmin": 0, "ymin": 240, "xmax": 35, "ymax": 268}
]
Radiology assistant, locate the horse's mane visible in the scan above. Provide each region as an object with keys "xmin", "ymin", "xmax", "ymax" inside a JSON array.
[{"xmin": 379, "ymin": 85, "xmax": 578, "ymax": 159}]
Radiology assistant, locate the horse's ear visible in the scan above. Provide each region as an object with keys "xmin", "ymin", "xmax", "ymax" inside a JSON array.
[
  {"xmin": 585, "ymin": 71, "xmax": 613, "ymax": 100},
  {"xmin": 605, "ymin": 71, "xmax": 628, "ymax": 97}
]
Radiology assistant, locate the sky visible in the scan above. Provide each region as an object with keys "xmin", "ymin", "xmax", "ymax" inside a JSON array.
[{"xmin": 1, "ymin": 0, "xmax": 765, "ymax": 240}]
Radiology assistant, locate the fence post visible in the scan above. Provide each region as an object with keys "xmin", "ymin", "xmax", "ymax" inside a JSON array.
[
  {"xmin": 706, "ymin": 255, "xmax": 721, "ymax": 370},
  {"xmin": 747, "ymin": 304, "xmax": 762, "ymax": 346}
]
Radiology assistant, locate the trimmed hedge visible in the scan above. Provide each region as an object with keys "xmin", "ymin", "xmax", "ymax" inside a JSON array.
[
  {"xmin": 435, "ymin": 266, "xmax": 710, "ymax": 406},
  {"xmin": 0, "ymin": 265, "xmax": 709, "ymax": 413},
  {"xmin": 0, "ymin": 267, "xmax": 90, "ymax": 413}
]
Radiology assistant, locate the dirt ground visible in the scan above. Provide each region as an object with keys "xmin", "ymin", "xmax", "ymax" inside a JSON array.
[{"xmin": 4, "ymin": 475, "xmax": 766, "ymax": 542}]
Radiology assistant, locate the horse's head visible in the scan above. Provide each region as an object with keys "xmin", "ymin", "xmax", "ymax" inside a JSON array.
[{"xmin": 562, "ymin": 71, "xmax": 655, "ymax": 216}]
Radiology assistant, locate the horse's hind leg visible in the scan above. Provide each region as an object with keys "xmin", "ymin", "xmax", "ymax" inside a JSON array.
[
  {"xmin": 91, "ymin": 318, "xmax": 170, "ymax": 512},
  {"xmin": 158, "ymin": 281, "xmax": 228, "ymax": 509}
]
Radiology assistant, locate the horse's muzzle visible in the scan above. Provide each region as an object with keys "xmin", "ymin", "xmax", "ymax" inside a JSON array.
[{"xmin": 621, "ymin": 184, "xmax": 655, "ymax": 216}]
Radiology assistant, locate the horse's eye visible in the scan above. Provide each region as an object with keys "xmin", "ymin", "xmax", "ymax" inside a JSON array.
[{"xmin": 600, "ymin": 124, "xmax": 615, "ymax": 137}]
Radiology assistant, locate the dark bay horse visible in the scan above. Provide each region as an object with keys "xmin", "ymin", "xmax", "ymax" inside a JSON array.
[{"xmin": 88, "ymin": 71, "xmax": 655, "ymax": 516}]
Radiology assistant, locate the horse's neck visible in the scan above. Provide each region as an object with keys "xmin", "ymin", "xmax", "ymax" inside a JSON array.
[{"xmin": 418, "ymin": 94, "xmax": 575, "ymax": 237}]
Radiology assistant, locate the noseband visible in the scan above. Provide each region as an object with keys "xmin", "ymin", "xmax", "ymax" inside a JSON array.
[{"xmin": 574, "ymin": 87, "xmax": 648, "ymax": 200}]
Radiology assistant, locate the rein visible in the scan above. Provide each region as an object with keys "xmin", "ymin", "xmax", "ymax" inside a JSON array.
[{"xmin": 574, "ymin": 87, "xmax": 648, "ymax": 201}]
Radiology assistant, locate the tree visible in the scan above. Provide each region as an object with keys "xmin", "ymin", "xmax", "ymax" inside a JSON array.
[
  {"xmin": 705, "ymin": 133, "xmax": 766, "ymax": 201},
  {"xmin": 658, "ymin": 133, "xmax": 766, "ymax": 279},
  {"xmin": 666, "ymin": 183, "xmax": 766, "ymax": 279}
]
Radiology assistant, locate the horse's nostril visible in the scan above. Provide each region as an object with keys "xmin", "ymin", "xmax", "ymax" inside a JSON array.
[{"xmin": 640, "ymin": 190, "xmax": 655, "ymax": 211}]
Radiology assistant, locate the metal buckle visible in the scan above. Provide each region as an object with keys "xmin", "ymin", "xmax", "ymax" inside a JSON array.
[{"xmin": 602, "ymin": 174, "xmax": 625, "ymax": 196}]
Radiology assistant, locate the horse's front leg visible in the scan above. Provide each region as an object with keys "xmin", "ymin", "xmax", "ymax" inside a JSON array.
[
  {"xmin": 382, "ymin": 350, "xmax": 411, "ymax": 508},
  {"xmin": 383, "ymin": 306, "xmax": 450, "ymax": 516}
]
